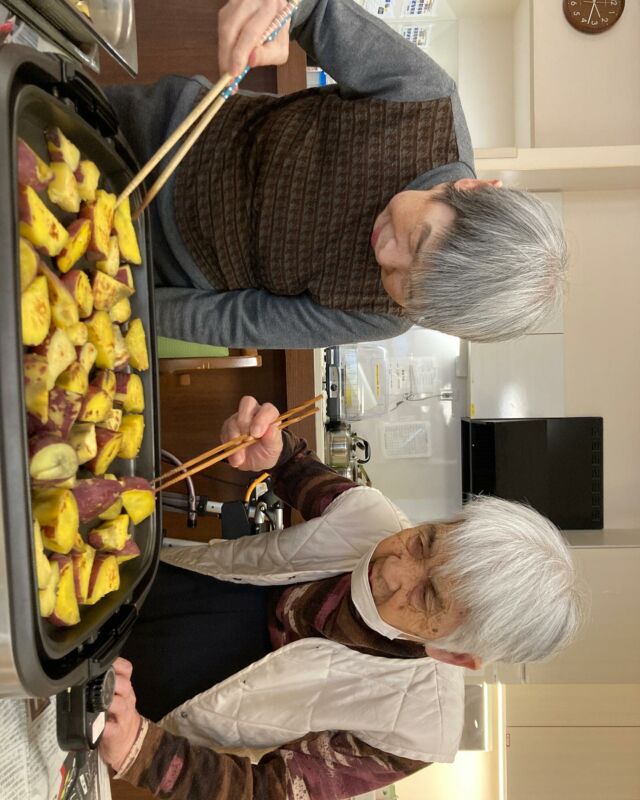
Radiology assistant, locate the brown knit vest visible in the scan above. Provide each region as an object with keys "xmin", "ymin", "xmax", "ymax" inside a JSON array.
[{"xmin": 174, "ymin": 87, "xmax": 459, "ymax": 315}]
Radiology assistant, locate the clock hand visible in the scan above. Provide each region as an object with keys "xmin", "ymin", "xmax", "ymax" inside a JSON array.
[{"xmin": 587, "ymin": 0, "xmax": 596, "ymax": 24}]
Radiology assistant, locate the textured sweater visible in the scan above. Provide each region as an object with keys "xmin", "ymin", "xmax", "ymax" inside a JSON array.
[{"xmin": 115, "ymin": 432, "xmax": 433, "ymax": 799}]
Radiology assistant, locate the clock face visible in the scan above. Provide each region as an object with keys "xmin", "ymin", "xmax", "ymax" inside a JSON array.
[{"xmin": 563, "ymin": 0, "xmax": 625, "ymax": 33}]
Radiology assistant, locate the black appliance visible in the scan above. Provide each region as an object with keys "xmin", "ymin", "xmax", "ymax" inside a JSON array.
[{"xmin": 461, "ymin": 417, "xmax": 603, "ymax": 529}]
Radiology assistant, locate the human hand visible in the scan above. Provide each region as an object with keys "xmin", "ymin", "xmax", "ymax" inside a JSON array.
[
  {"xmin": 99, "ymin": 657, "xmax": 142, "ymax": 773},
  {"xmin": 220, "ymin": 395, "xmax": 283, "ymax": 471},
  {"xmin": 218, "ymin": 0, "xmax": 291, "ymax": 78}
]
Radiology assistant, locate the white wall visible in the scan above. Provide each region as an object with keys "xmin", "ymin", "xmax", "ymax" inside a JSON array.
[
  {"xmin": 532, "ymin": 0, "xmax": 640, "ymax": 147},
  {"xmin": 562, "ymin": 190, "xmax": 640, "ymax": 529}
]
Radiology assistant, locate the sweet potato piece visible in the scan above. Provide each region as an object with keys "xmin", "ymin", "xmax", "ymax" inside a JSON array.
[
  {"xmin": 86, "ymin": 427, "xmax": 123, "ymax": 475},
  {"xmin": 71, "ymin": 530, "xmax": 87, "ymax": 553},
  {"xmin": 19, "ymin": 237, "xmax": 39, "ymax": 291},
  {"xmin": 65, "ymin": 321, "xmax": 88, "ymax": 346},
  {"xmin": 88, "ymin": 514, "xmax": 130, "ymax": 551},
  {"xmin": 77, "ymin": 341, "xmax": 98, "ymax": 373},
  {"xmin": 29, "ymin": 434, "xmax": 78, "ymax": 485},
  {"xmin": 75, "ymin": 159, "xmax": 100, "ymax": 203},
  {"xmin": 86, "ymin": 310, "xmax": 116, "ymax": 369},
  {"xmin": 17, "ymin": 137, "xmax": 54, "ymax": 191},
  {"xmin": 91, "ymin": 369, "xmax": 116, "ymax": 399},
  {"xmin": 95, "ymin": 235, "xmax": 120, "ymax": 277},
  {"xmin": 115, "ymin": 265, "xmax": 135, "ymax": 292},
  {"xmin": 24, "ymin": 354, "xmax": 49, "ymax": 424},
  {"xmin": 47, "ymin": 162, "xmax": 81, "ymax": 213},
  {"xmin": 124, "ymin": 319, "xmax": 149, "ymax": 371},
  {"xmin": 34, "ymin": 328, "xmax": 76, "ymax": 389},
  {"xmin": 56, "ymin": 218, "xmax": 91, "ymax": 273},
  {"xmin": 56, "ymin": 362, "xmax": 89, "ymax": 396},
  {"xmin": 72, "ymin": 545, "xmax": 96, "ymax": 603},
  {"xmin": 85, "ymin": 554, "xmax": 120, "ymax": 605},
  {"xmin": 21, "ymin": 274, "xmax": 51, "ymax": 346},
  {"xmin": 33, "ymin": 519, "xmax": 52, "ymax": 590},
  {"xmin": 69, "ymin": 422, "xmax": 97, "ymax": 465},
  {"xmin": 18, "ymin": 186, "xmax": 69, "ymax": 256},
  {"xmin": 113, "ymin": 196, "xmax": 142, "ymax": 264},
  {"xmin": 61, "ymin": 269, "xmax": 93, "ymax": 318},
  {"xmin": 78, "ymin": 386, "xmax": 113, "ymax": 423},
  {"xmin": 114, "ymin": 372, "xmax": 144, "ymax": 413},
  {"xmin": 46, "ymin": 127, "xmax": 80, "ymax": 171},
  {"xmin": 112, "ymin": 324, "xmax": 130, "ymax": 369},
  {"xmin": 92, "ymin": 270, "xmax": 132, "ymax": 312},
  {"xmin": 46, "ymin": 388, "xmax": 83, "ymax": 438},
  {"xmin": 72, "ymin": 478, "xmax": 122, "ymax": 523},
  {"xmin": 96, "ymin": 407, "xmax": 122, "ymax": 432},
  {"xmin": 80, "ymin": 189, "xmax": 116, "ymax": 261},
  {"xmin": 32, "ymin": 488, "xmax": 79, "ymax": 554},
  {"xmin": 120, "ymin": 477, "xmax": 154, "ymax": 524},
  {"xmin": 109, "ymin": 296, "xmax": 132, "ymax": 324},
  {"xmin": 48, "ymin": 555, "xmax": 81, "ymax": 626},
  {"xmin": 113, "ymin": 538, "xmax": 141, "ymax": 564},
  {"xmin": 99, "ymin": 496, "xmax": 123, "ymax": 521},
  {"xmin": 39, "ymin": 261, "xmax": 79, "ymax": 329},
  {"xmin": 117, "ymin": 414, "xmax": 144, "ymax": 459},
  {"xmin": 39, "ymin": 559, "xmax": 60, "ymax": 618}
]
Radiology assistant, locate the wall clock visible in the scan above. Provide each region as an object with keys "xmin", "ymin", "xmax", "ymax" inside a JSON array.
[{"xmin": 563, "ymin": 0, "xmax": 625, "ymax": 33}]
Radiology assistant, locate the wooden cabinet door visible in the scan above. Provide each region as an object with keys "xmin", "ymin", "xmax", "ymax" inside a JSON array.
[{"xmin": 506, "ymin": 726, "xmax": 640, "ymax": 800}]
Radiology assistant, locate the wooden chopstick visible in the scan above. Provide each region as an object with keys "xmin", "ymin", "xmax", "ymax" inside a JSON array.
[
  {"xmin": 151, "ymin": 393, "xmax": 322, "ymax": 488},
  {"xmin": 118, "ymin": 0, "xmax": 301, "ymax": 219},
  {"xmin": 153, "ymin": 404, "xmax": 320, "ymax": 494}
]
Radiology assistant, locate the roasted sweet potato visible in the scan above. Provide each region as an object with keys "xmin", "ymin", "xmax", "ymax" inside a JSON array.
[
  {"xmin": 124, "ymin": 319, "xmax": 149, "ymax": 371},
  {"xmin": 56, "ymin": 362, "xmax": 89, "ymax": 396},
  {"xmin": 115, "ymin": 265, "xmax": 135, "ymax": 292},
  {"xmin": 86, "ymin": 310, "xmax": 116, "ymax": 369},
  {"xmin": 79, "ymin": 189, "xmax": 116, "ymax": 261},
  {"xmin": 71, "ymin": 545, "xmax": 96, "ymax": 603},
  {"xmin": 48, "ymin": 555, "xmax": 81, "ymax": 626},
  {"xmin": 91, "ymin": 270, "xmax": 132, "ymax": 312},
  {"xmin": 33, "ymin": 519, "xmax": 52, "ymax": 590},
  {"xmin": 39, "ymin": 559, "xmax": 60, "ymax": 617},
  {"xmin": 77, "ymin": 341, "xmax": 98, "ymax": 374},
  {"xmin": 114, "ymin": 372, "xmax": 144, "ymax": 413},
  {"xmin": 86, "ymin": 427, "xmax": 123, "ymax": 475},
  {"xmin": 96, "ymin": 407, "xmax": 122, "ymax": 432},
  {"xmin": 77, "ymin": 386, "xmax": 113, "ymax": 424},
  {"xmin": 65, "ymin": 321, "xmax": 88, "ymax": 346},
  {"xmin": 46, "ymin": 388, "xmax": 83, "ymax": 438},
  {"xmin": 112, "ymin": 324, "xmax": 130, "ymax": 369},
  {"xmin": 85, "ymin": 554, "xmax": 120, "ymax": 605},
  {"xmin": 56, "ymin": 218, "xmax": 92, "ymax": 273},
  {"xmin": 75, "ymin": 159, "xmax": 100, "ymax": 203},
  {"xmin": 72, "ymin": 478, "xmax": 123, "ymax": 523},
  {"xmin": 113, "ymin": 196, "xmax": 142, "ymax": 264},
  {"xmin": 18, "ymin": 185, "xmax": 69, "ymax": 256},
  {"xmin": 113, "ymin": 538, "xmax": 141, "ymax": 564},
  {"xmin": 120, "ymin": 477, "xmax": 154, "ymax": 524},
  {"xmin": 32, "ymin": 487, "xmax": 79, "ymax": 554},
  {"xmin": 21, "ymin": 274, "xmax": 51, "ymax": 346},
  {"xmin": 29, "ymin": 434, "xmax": 78, "ymax": 485},
  {"xmin": 39, "ymin": 261, "xmax": 79, "ymax": 329},
  {"xmin": 24, "ymin": 354, "xmax": 49, "ymax": 424},
  {"xmin": 88, "ymin": 514, "xmax": 129, "ymax": 551},
  {"xmin": 91, "ymin": 369, "xmax": 116, "ymax": 400},
  {"xmin": 117, "ymin": 414, "xmax": 144, "ymax": 459},
  {"xmin": 47, "ymin": 161, "xmax": 81, "ymax": 213},
  {"xmin": 61, "ymin": 268, "xmax": 94, "ymax": 318},
  {"xmin": 19, "ymin": 237, "xmax": 39, "ymax": 291},
  {"xmin": 69, "ymin": 422, "xmax": 97, "ymax": 465},
  {"xmin": 95, "ymin": 235, "xmax": 120, "ymax": 277},
  {"xmin": 17, "ymin": 137, "xmax": 54, "ymax": 192},
  {"xmin": 34, "ymin": 328, "xmax": 77, "ymax": 389},
  {"xmin": 46, "ymin": 127, "xmax": 80, "ymax": 171},
  {"xmin": 109, "ymin": 296, "xmax": 132, "ymax": 324}
]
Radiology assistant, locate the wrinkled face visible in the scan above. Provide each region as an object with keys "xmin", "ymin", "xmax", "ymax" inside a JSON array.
[
  {"xmin": 369, "ymin": 523, "xmax": 465, "ymax": 642},
  {"xmin": 371, "ymin": 186, "xmax": 456, "ymax": 307}
]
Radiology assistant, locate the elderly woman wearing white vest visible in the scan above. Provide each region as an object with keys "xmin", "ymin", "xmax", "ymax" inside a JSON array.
[{"xmin": 101, "ymin": 397, "xmax": 585, "ymax": 800}]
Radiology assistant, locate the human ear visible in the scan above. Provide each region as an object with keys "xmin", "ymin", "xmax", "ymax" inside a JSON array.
[
  {"xmin": 453, "ymin": 178, "xmax": 502, "ymax": 192},
  {"xmin": 424, "ymin": 645, "xmax": 482, "ymax": 670}
]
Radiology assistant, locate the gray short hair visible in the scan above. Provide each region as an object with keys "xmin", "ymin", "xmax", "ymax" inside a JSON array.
[
  {"xmin": 431, "ymin": 495, "xmax": 586, "ymax": 664},
  {"xmin": 405, "ymin": 186, "xmax": 568, "ymax": 342}
]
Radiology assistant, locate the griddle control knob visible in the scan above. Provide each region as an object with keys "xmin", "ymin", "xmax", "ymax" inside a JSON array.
[{"xmin": 86, "ymin": 666, "xmax": 116, "ymax": 713}]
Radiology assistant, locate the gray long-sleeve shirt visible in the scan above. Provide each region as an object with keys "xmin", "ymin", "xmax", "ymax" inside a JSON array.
[{"xmin": 108, "ymin": 0, "xmax": 475, "ymax": 348}]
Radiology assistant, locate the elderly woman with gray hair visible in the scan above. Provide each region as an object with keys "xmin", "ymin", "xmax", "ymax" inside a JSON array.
[
  {"xmin": 101, "ymin": 397, "xmax": 584, "ymax": 800},
  {"xmin": 105, "ymin": 0, "xmax": 566, "ymax": 349}
]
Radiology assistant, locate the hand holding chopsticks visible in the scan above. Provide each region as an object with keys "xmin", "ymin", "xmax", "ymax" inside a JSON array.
[
  {"xmin": 152, "ymin": 394, "xmax": 322, "ymax": 494},
  {"xmin": 117, "ymin": 0, "xmax": 301, "ymax": 220}
]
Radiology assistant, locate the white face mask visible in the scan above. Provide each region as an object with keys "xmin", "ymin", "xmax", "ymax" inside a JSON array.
[{"xmin": 350, "ymin": 543, "xmax": 426, "ymax": 643}]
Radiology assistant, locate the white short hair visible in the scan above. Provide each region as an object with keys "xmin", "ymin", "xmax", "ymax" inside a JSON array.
[
  {"xmin": 431, "ymin": 495, "xmax": 586, "ymax": 664},
  {"xmin": 405, "ymin": 186, "xmax": 568, "ymax": 342}
]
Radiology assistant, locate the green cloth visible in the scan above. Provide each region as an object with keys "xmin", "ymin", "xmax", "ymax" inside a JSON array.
[{"xmin": 157, "ymin": 337, "xmax": 229, "ymax": 359}]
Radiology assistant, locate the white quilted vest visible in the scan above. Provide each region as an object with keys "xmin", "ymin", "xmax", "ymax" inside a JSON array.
[{"xmin": 160, "ymin": 486, "xmax": 464, "ymax": 764}]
